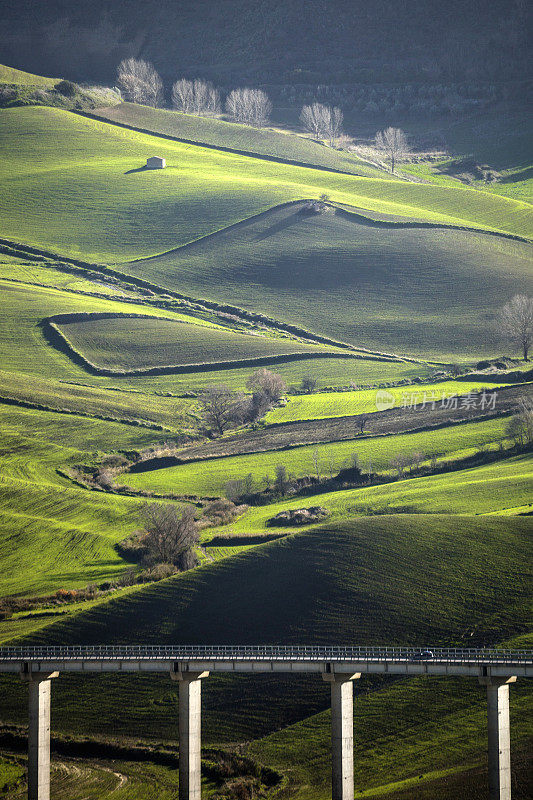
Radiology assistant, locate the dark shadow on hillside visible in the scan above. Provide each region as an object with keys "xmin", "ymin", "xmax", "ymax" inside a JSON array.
[
  {"xmin": 124, "ymin": 165, "xmax": 149, "ymax": 174},
  {"xmin": 254, "ymin": 210, "xmax": 306, "ymax": 241},
  {"xmin": 500, "ymin": 166, "xmax": 533, "ymax": 183}
]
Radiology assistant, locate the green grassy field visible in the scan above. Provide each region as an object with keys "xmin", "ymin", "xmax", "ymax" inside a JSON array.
[
  {"xmin": 128, "ymin": 203, "xmax": 533, "ymax": 359},
  {"xmin": 120, "ymin": 416, "xmax": 510, "ymax": 497},
  {"xmin": 55, "ymin": 314, "xmax": 348, "ymax": 372},
  {"xmin": 0, "ymin": 64, "xmax": 57, "ymax": 86},
  {"xmin": 265, "ymin": 380, "xmax": 509, "ymax": 423},
  {"xmin": 91, "ymin": 102, "xmax": 385, "ymax": 178},
  {"xmin": 216, "ymin": 453, "xmax": 533, "ymax": 537},
  {"xmin": 0, "ymin": 399, "xmax": 181, "ymax": 596},
  {"xmin": 1, "ymin": 107, "xmax": 532, "ymax": 268}
]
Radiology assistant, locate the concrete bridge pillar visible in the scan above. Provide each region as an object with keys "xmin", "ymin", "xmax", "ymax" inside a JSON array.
[
  {"xmin": 22, "ymin": 670, "xmax": 58, "ymax": 800},
  {"xmin": 479, "ymin": 675, "xmax": 516, "ymax": 800},
  {"xmin": 323, "ymin": 671, "xmax": 360, "ymax": 800},
  {"xmin": 171, "ymin": 669, "xmax": 209, "ymax": 800}
]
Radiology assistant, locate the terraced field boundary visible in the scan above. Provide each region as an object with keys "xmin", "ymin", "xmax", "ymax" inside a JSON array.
[
  {"xmin": 0, "ymin": 236, "xmax": 421, "ymax": 364},
  {"xmin": 79, "ymin": 109, "xmax": 380, "ymax": 179},
  {"xmin": 43, "ymin": 312, "xmax": 384, "ymax": 377},
  {"xmin": 160, "ymin": 384, "xmax": 529, "ymax": 463}
]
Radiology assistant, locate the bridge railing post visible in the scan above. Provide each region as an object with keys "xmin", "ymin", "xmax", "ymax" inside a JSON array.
[
  {"xmin": 479, "ymin": 675, "xmax": 516, "ymax": 800},
  {"xmin": 171, "ymin": 668, "xmax": 209, "ymax": 800},
  {"xmin": 323, "ymin": 671, "xmax": 360, "ymax": 800},
  {"xmin": 21, "ymin": 669, "xmax": 58, "ymax": 800}
]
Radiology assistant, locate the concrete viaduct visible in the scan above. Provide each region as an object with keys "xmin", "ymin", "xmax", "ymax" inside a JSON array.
[{"xmin": 0, "ymin": 645, "xmax": 531, "ymax": 800}]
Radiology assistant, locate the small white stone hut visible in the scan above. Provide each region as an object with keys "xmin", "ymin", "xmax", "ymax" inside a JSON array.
[{"xmin": 146, "ymin": 156, "xmax": 166, "ymax": 169}]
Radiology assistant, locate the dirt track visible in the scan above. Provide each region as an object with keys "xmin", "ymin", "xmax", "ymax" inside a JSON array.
[{"xmin": 171, "ymin": 384, "xmax": 532, "ymax": 463}]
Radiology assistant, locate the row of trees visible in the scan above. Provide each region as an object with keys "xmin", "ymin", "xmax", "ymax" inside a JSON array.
[
  {"xmin": 118, "ymin": 60, "xmax": 273, "ymax": 127},
  {"xmin": 116, "ymin": 60, "xmax": 415, "ymax": 165}
]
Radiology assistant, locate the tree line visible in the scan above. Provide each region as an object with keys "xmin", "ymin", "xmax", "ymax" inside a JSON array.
[{"xmin": 116, "ymin": 58, "xmax": 411, "ymax": 166}]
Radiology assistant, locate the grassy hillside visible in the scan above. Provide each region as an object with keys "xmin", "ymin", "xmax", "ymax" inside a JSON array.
[
  {"xmin": 120, "ymin": 416, "xmax": 510, "ymax": 497},
  {"xmin": 0, "ymin": 399, "xmax": 171, "ymax": 596},
  {"xmin": 1, "ymin": 108, "xmax": 532, "ymax": 267},
  {"xmin": 0, "ymin": 64, "xmax": 57, "ymax": 86},
  {"xmin": 0, "ymin": 515, "xmax": 529, "ymax": 758},
  {"xmin": 91, "ymin": 103, "xmax": 384, "ymax": 177},
  {"xmin": 219, "ymin": 453, "xmax": 533, "ymax": 537},
  {"xmin": 128, "ymin": 204, "xmax": 533, "ymax": 359}
]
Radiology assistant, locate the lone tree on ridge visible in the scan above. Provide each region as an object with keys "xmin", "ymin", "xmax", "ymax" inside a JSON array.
[
  {"xmin": 501, "ymin": 294, "xmax": 533, "ymax": 361},
  {"xmin": 375, "ymin": 126, "xmax": 409, "ymax": 173}
]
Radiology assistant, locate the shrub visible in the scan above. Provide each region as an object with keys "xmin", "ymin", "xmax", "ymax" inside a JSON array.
[{"xmin": 55, "ymin": 80, "xmax": 78, "ymax": 97}]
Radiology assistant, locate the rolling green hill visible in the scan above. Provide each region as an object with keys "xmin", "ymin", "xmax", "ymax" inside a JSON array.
[
  {"xmin": 90, "ymin": 102, "xmax": 384, "ymax": 177},
  {"xmin": 0, "ymin": 64, "xmax": 57, "ymax": 86},
  {"xmin": 127, "ymin": 203, "xmax": 533, "ymax": 359},
  {"xmin": 0, "ymin": 514, "xmax": 530, "ymax": 797},
  {"xmin": 1, "ymin": 107, "xmax": 532, "ymax": 267}
]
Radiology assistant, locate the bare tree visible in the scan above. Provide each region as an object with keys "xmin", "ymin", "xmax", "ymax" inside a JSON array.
[
  {"xmin": 197, "ymin": 385, "xmax": 242, "ymax": 435},
  {"xmin": 506, "ymin": 398, "xmax": 533, "ymax": 445},
  {"xmin": 171, "ymin": 78, "xmax": 194, "ymax": 112},
  {"xmin": 117, "ymin": 58, "xmax": 163, "ymax": 107},
  {"xmin": 375, "ymin": 127, "xmax": 409, "ymax": 173},
  {"xmin": 172, "ymin": 78, "xmax": 220, "ymax": 115},
  {"xmin": 246, "ymin": 368, "xmax": 286, "ymax": 403},
  {"xmin": 300, "ymin": 103, "xmax": 342, "ymax": 144},
  {"xmin": 390, "ymin": 453, "xmax": 409, "ymax": 477},
  {"xmin": 412, "ymin": 451, "xmax": 425, "ymax": 471},
  {"xmin": 226, "ymin": 88, "xmax": 272, "ymax": 127},
  {"xmin": 141, "ymin": 503, "xmax": 198, "ymax": 569},
  {"xmin": 501, "ymin": 294, "xmax": 533, "ymax": 361},
  {"xmin": 326, "ymin": 106, "xmax": 343, "ymax": 146},
  {"xmin": 300, "ymin": 103, "xmax": 329, "ymax": 138}
]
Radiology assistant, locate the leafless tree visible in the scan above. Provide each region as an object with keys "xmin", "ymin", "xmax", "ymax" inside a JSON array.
[
  {"xmin": 412, "ymin": 451, "xmax": 425, "ymax": 470},
  {"xmin": 300, "ymin": 103, "xmax": 329, "ymax": 138},
  {"xmin": 141, "ymin": 503, "xmax": 198, "ymax": 569},
  {"xmin": 117, "ymin": 58, "xmax": 163, "ymax": 107},
  {"xmin": 390, "ymin": 453, "xmax": 409, "ymax": 477},
  {"xmin": 197, "ymin": 385, "xmax": 243, "ymax": 435},
  {"xmin": 300, "ymin": 103, "xmax": 342, "ymax": 144},
  {"xmin": 375, "ymin": 127, "xmax": 409, "ymax": 173},
  {"xmin": 226, "ymin": 88, "xmax": 272, "ymax": 127},
  {"xmin": 326, "ymin": 106, "xmax": 343, "ymax": 146},
  {"xmin": 506, "ymin": 398, "xmax": 533, "ymax": 445},
  {"xmin": 246, "ymin": 368, "xmax": 286, "ymax": 403},
  {"xmin": 501, "ymin": 294, "xmax": 533, "ymax": 361},
  {"xmin": 358, "ymin": 416, "xmax": 369, "ymax": 435},
  {"xmin": 172, "ymin": 78, "xmax": 220, "ymax": 115},
  {"xmin": 171, "ymin": 78, "xmax": 194, "ymax": 112}
]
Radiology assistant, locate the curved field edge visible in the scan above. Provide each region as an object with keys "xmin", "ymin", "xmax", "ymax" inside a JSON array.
[
  {"xmin": 129, "ymin": 198, "xmax": 532, "ymax": 267},
  {"xmin": 44, "ymin": 313, "xmax": 382, "ymax": 377},
  {"xmin": 0, "ymin": 239, "xmax": 421, "ymax": 363},
  {"xmin": 1, "ymin": 108, "xmax": 532, "ymax": 263},
  {"xmin": 80, "ymin": 105, "xmax": 384, "ymax": 179}
]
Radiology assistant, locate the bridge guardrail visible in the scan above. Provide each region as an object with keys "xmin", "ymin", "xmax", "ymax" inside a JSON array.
[{"xmin": 0, "ymin": 645, "xmax": 532, "ymax": 664}]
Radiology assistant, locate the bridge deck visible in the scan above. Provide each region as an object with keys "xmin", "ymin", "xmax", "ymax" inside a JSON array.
[{"xmin": 1, "ymin": 646, "xmax": 532, "ymax": 677}]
